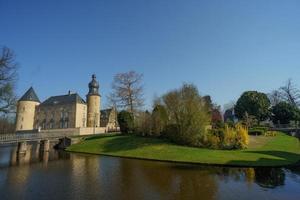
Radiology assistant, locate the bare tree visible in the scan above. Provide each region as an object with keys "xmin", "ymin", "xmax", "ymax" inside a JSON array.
[
  {"xmin": 279, "ymin": 79, "xmax": 300, "ymax": 107},
  {"xmin": 109, "ymin": 71, "xmax": 144, "ymax": 113},
  {"xmin": 0, "ymin": 47, "xmax": 18, "ymax": 114},
  {"xmin": 268, "ymin": 90, "xmax": 283, "ymax": 106}
]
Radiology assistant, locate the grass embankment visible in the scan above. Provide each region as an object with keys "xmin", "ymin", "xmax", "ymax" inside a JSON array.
[{"xmin": 67, "ymin": 133, "xmax": 300, "ymax": 167}]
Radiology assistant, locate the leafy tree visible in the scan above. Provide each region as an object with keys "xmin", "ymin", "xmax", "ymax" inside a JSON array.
[
  {"xmin": 117, "ymin": 110, "xmax": 134, "ymax": 134},
  {"xmin": 151, "ymin": 104, "xmax": 168, "ymax": 136},
  {"xmin": 241, "ymin": 112, "xmax": 257, "ymax": 128},
  {"xmin": 235, "ymin": 91, "xmax": 271, "ymax": 122},
  {"xmin": 203, "ymin": 95, "xmax": 213, "ymax": 111},
  {"xmin": 212, "ymin": 107, "xmax": 222, "ymax": 121},
  {"xmin": 134, "ymin": 110, "xmax": 152, "ymax": 136},
  {"xmin": 162, "ymin": 83, "xmax": 211, "ymax": 146},
  {"xmin": 271, "ymin": 102, "xmax": 300, "ymax": 125},
  {"xmin": 109, "ymin": 71, "xmax": 144, "ymax": 113},
  {"xmin": 0, "ymin": 47, "xmax": 18, "ymax": 114}
]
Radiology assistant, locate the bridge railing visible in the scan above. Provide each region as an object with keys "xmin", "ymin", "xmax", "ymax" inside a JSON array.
[{"xmin": 0, "ymin": 131, "xmax": 78, "ymax": 144}]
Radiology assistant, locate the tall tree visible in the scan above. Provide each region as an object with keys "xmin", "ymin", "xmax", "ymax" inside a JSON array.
[
  {"xmin": 235, "ymin": 91, "xmax": 271, "ymax": 122},
  {"xmin": 271, "ymin": 102, "xmax": 300, "ymax": 125},
  {"xmin": 279, "ymin": 79, "xmax": 300, "ymax": 107},
  {"xmin": 162, "ymin": 84, "xmax": 211, "ymax": 146},
  {"xmin": 110, "ymin": 71, "xmax": 144, "ymax": 113},
  {"xmin": 0, "ymin": 47, "xmax": 17, "ymax": 114}
]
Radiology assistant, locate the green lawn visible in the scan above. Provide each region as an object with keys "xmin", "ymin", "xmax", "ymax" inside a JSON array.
[{"xmin": 67, "ymin": 133, "xmax": 300, "ymax": 167}]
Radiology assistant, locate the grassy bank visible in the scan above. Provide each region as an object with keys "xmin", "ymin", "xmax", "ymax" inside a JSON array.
[{"xmin": 67, "ymin": 133, "xmax": 300, "ymax": 167}]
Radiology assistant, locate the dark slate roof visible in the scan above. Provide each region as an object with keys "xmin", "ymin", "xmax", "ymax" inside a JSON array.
[
  {"xmin": 40, "ymin": 93, "xmax": 86, "ymax": 106},
  {"xmin": 19, "ymin": 87, "xmax": 40, "ymax": 102}
]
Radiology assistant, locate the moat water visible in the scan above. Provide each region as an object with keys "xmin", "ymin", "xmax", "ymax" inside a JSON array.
[{"xmin": 0, "ymin": 143, "xmax": 299, "ymax": 200}]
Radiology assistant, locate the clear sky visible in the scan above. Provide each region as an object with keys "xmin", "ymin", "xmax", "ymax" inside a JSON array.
[{"xmin": 1, "ymin": 0, "xmax": 300, "ymax": 109}]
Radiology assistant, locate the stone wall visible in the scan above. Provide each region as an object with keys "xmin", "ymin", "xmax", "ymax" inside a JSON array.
[{"xmin": 75, "ymin": 103, "xmax": 87, "ymax": 128}]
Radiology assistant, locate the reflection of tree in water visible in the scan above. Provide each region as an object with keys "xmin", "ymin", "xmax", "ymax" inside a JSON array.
[
  {"xmin": 287, "ymin": 165, "xmax": 300, "ymax": 176},
  {"xmin": 116, "ymin": 161, "xmax": 218, "ymax": 200},
  {"xmin": 254, "ymin": 168, "xmax": 285, "ymax": 189},
  {"xmin": 215, "ymin": 167, "xmax": 286, "ymax": 189}
]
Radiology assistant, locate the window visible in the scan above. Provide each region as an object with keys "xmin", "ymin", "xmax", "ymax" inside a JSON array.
[
  {"xmin": 64, "ymin": 120, "xmax": 69, "ymax": 129},
  {"xmin": 60, "ymin": 120, "xmax": 64, "ymax": 129},
  {"xmin": 65, "ymin": 112, "xmax": 69, "ymax": 118},
  {"xmin": 49, "ymin": 119, "xmax": 54, "ymax": 129},
  {"xmin": 42, "ymin": 120, "xmax": 46, "ymax": 129}
]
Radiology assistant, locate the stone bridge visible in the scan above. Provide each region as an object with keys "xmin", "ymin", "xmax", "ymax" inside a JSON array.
[
  {"xmin": 0, "ymin": 132, "xmax": 77, "ymax": 144},
  {"xmin": 0, "ymin": 131, "xmax": 80, "ymax": 154}
]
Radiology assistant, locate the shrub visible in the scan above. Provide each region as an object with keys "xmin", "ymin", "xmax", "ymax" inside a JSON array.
[
  {"xmin": 206, "ymin": 134, "xmax": 221, "ymax": 149},
  {"xmin": 206, "ymin": 124, "xmax": 249, "ymax": 150},
  {"xmin": 163, "ymin": 124, "xmax": 179, "ymax": 139},
  {"xmin": 222, "ymin": 125, "xmax": 237, "ymax": 149},
  {"xmin": 249, "ymin": 126, "xmax": 268, "ymax": 136},
  {"xmin": 117, "ymin": 111, "xmax": 134, "ymax": 134},
  {"xmin": 264, "ymin": 131, "xmax": 277, "ymax": 137},
  {"xmin": 248, "ymin": 129, "xmax": 264, "ymax": 136},
  {"xmin": 235, "ymin": 124, "xmax": 249, "ymax": 149}
]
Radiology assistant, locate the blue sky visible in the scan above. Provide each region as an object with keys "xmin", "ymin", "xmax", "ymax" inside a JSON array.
[{"xmin": 1, "ymin": 0, "xmax": 300, "ymax": 109}]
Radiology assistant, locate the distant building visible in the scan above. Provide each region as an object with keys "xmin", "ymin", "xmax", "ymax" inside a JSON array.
[
  {"xmin": 223, "ymin": 108, "xmax": 237, "ymax": 123},
  {"xmin": 15, "ymin": 75, "xmax": 119, "ymax": 135},
  {"xmin": 100, "ymin": 107, "xmax": 119, "ymax": 131}
]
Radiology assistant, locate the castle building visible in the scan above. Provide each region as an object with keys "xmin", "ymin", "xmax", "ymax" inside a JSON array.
[{"xmin": 15, "ymin": 75, "xmax": 119, "ymax": 134}]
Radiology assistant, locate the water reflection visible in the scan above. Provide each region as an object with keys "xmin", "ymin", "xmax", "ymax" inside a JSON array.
[
  {"xmin": 255, "ymin": 168, "xmax": 285, "ymax": 188},
  {"xmin": 0, "ymin": 143, "xmax": 299, "ymax": 200}
]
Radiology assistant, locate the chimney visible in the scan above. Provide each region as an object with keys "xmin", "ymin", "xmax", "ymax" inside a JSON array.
[{"xmin": 68, "ymin": 90, "xmax": 71, "ymax": 95}]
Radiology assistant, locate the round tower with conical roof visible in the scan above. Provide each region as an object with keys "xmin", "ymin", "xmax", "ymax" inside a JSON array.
[
  {"xmin": 86, "ymin": 74, "xmax": 101, "ymax": 128},
  {"xmin": 16, "ymin": 87, "xmax": 40, "ymax": 131}
]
